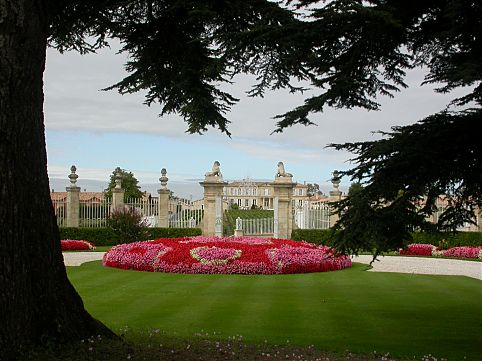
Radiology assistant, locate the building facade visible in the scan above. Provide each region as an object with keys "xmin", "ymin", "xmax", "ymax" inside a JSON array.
[{"xmin": 223, "ymin": 179, "xmax": 310, "ymax": 210}]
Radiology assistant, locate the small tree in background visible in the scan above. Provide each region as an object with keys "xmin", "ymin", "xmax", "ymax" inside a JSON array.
[
  {"xmin": 107, "ymin": 206, "xmax": 149, "ymax": 244},
  {"xmin": 105, "ymin": 168, "xmax": 143, "ymax": 199},
  {"xmin": 306, "ymin": 183, "xmax": 323, "ymax": 197}
]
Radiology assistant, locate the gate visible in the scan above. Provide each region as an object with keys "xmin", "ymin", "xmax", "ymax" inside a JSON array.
[
  {"xmin": 293, "ymin": 200, "xmax": 331, "ymax": 230},
  {"xmin": 168, "ymin": 197, "xmax": 204, "ymax": 228}
]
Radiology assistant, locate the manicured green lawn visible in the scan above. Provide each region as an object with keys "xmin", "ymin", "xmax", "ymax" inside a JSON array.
[{"xmin": 67, "ymin": 262, "xmax": 481, "ymax": 361}]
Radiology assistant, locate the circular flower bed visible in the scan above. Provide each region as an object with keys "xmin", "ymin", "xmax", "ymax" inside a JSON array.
[
  {"xmin": 61, "ymin": 239, "xmax": 96, "ymax": 251},
  {"xmin": 103, "ymin": 236, "xmax": 352, "ymax": 275}
]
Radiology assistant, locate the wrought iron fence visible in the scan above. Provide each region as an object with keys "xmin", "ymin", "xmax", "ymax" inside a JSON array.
[
  {"xmin": 169, "ymin": 197, "xmax": 204, "ymax": 228},
  {"xmin": 52, "ymin": 198, "xmax": 67, "ymax": 227},
  {"xmin": 79, "ymin": 199, "xmax": 112, "ymax": 228},
  {"xmin": 125, "ymin": 197, "xmax": 159, "ymax": 227},
  {"xmin": 238, "ymin": 217, "xmax": 274, "ymax": 235},
  {"xmin": 293, "ymin": 201, "xmax": 331, "ymax": 229}
]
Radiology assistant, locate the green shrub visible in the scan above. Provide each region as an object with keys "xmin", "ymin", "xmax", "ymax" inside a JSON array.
[
  {"xmin": 290, "ymin": 229, "xmax": 334, "ymax": 246},
  {"xmin": 59, "ymin": 227, "xmax": 202, "ymax": 246},
  {"xmin": 147, "ymin": 227, "xmax": 202, "ymax": 239},
  {"xmin": 107, "ymin": 207, "xmax": 150, "ymax": 244}
]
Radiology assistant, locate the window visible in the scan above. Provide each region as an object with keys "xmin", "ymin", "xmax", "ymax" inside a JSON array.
[
  {"xmin": 252, "ymin": 199, "xmax": 257, "ymax": 206},
  {"xmin": 237, "ymin": 199, "xmax": 242, "ymax": 206},
  {"xmin": 264, "ymin": 188, "xmax": 269, "ymax": 196},
  {"xmin": 245, "ymin": 199, "xmax": 249, "ymax": 207}
]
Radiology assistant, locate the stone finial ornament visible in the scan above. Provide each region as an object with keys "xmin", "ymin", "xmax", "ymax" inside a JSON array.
[
  {"xmin": 331, "ymin": 170, "xmax": 341, "ymax": 191},
  {"xmin": 159, "ymin": 168, "xmax": 168, "ymax": 189},
  {"xmin": 68, "ymin": 165, "xmax": 78, "ymax": 186},
  {"xmin": 114, "ymin": 167, "xmax": 122, "ymax": 189},
  {"xmin": 205, "ymin": 161, "xmax": 222, "ymax": 177},
  {"xmin": 276, "ymin": 161, "xmax": 293, "ymax": 178}
]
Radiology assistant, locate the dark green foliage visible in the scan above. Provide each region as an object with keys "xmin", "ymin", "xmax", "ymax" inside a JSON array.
[
  {"xmin": 347, "ymin": 182, "xmax": 363, "ymax": 196},
  {"xmin": 290, "ymin": 229, "xmax": 334, "ymax": 246},
  {"xmin": 330, "ymin": 110, "xmax": 482, "ymax": 256},
  {"xmin": 104, "ymin": 168, "xmax": 143, "ymax": 199},
  {"xmin": 59, "ymin": 227, "xmax": 202, "ymax": 246}
]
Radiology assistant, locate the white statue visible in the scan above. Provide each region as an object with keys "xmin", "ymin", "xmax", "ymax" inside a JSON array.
[
  {"xmin": 205, "ymin": 161, "xmax": 222, "ymax": 177},
  {"xmin": 276, "ymin": 161, "xmax": 292, "ymax": 178}
]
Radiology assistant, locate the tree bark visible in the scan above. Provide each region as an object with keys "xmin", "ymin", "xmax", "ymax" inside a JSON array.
[{"xmin": 0, "ymin": 1, "xmax": 112, "ymax": 358}]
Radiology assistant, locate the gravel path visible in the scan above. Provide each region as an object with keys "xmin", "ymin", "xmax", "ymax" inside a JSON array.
[
  {"xmin": 353, "ymin": 255, "xmax": 481, "ymax": 280},
  {"xmin": 62, "ymin": 252, "xmax": 481, "ymax": 280},
  {"xmin": 63, "ymin": 252, "xmax": 105, "ymax": 266}
]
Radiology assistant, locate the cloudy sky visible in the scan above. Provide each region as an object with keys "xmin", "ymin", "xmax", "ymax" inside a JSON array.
[{"xmin": 44, "ymin": 41, "xmax": 464, "ymax": 198}]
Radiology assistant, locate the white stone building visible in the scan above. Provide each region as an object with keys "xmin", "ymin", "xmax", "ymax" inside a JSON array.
[{"xmin": 223, "ymin": 179, "xmax": 309, "ymax": 210}]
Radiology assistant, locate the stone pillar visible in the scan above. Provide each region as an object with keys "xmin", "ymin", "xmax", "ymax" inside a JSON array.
[
  {"xmin": 329, "ymin": 170, "xmax": 343, "ymax": 227},
  {"xmin": 273, "ymin": 196, "xmax": 279, "ymax": 238},
  {"xmin": 271, "ymin": 162, "xmax": 296, "ymax": 239},
  {"xmin": 200, "ymin": 161, "xmax": 226, "ymax": 237},
  {"xmin": 157, "ymin": 168, "xmax": 169, "ymax": 228},
  {"xmin": 111, "ymin": 167, "xmax": 125, "ymax": 211},
  {"xmin": 66, "ymin": 165, "xmax": 80, "ymax": 227}
]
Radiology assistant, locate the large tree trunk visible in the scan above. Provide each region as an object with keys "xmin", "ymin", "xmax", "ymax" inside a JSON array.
[{"xmin": 0, "ymin": 1, "xmax": 112, "ymax": 358}]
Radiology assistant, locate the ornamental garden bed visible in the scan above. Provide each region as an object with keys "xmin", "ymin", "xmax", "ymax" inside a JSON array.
[
  {"xmin": 61, "ymin": 239, "xmax": 96, "ymax": 251},
  {"xmin": 102, "ymin": 236, "xmax": 351, "ymax": 274},
  {"xmin": 399, "ymin": 243, "xmax": 482, "ymax": 259}
]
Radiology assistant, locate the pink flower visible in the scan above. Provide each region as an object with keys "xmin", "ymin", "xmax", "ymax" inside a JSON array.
[{"xmin": 442, "ymin": 246, "xmax": 482, "ymax": 259}]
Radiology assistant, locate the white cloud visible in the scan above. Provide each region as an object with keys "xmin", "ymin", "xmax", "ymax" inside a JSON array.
[{"xmin": 45, "ymin": 43, "xmax": 463, "ymax": 146}]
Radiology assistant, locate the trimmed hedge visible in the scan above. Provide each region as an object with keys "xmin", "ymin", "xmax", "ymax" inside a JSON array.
[
  {"xmin": 290, "ymin": 229, "xmax": 482, "ymax": 248},
  {"xmin": 60, "ymin": 227, "xmax": 202, "ymax": 246},
  {"xmin": 411, "ymin": 232, "xmax": 482, "ymax": 247},
  {"xmin": 290, "ymin": 229, "xmax": 334, "ymax": 246}
]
